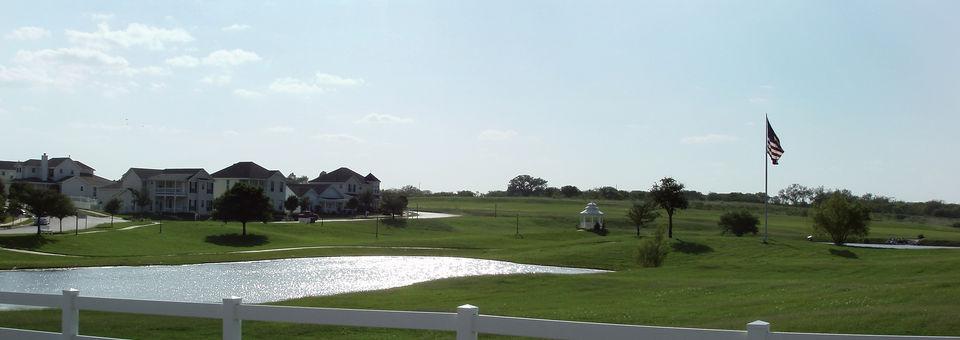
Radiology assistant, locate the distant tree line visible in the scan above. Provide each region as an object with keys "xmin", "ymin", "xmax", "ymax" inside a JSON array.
[{"xmin": 390, "ymin": 175, "xmax": 960, "ymax": 220}]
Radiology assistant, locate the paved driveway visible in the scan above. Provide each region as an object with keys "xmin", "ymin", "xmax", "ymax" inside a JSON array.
[{"xmin": 0, "ymin": 215, "xmax": 126, "ymax": 235}]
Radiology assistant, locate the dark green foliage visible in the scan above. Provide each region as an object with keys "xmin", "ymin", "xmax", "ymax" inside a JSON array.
[
  {"xmin": 560, "ymin": 185, "xmax": 581, "ymax": 198},
  {"xmin": 542, "ymin": 187, "xmax": 560, "ymax": 198},
  {"xmin": 626, "ymin": 200, "xmax": 660, "ymax": 237},
  {"xmin": 456, "ymin": 190, "xmax": 476, "ymax": 197},
  {"xmin": 127, "ymin": 188, "xmax": 152, "ymax": 219},
  {"xmin": 637, "ymin": 225, "xmax": 668, "ymax": 267},
  {"xmin": 49, "ymin": 195, "xmax": 76, "ymax": 232},
  {"xmin": 506, "ymin": 175, "xmax": 548, "ymax": 196},
  {"xmin": 16, "ymin": 186, "xmax": 72, "ymax": 235},
  {"xmin": 812, "ymin": 192, "xmax": 871, "ymax": 245},
  {"xmin": 650, "ymin": 177, "xmax": 689, "ymax": 238},
  {"xmin": 346, "ymin": 197, "xmax": 360, "ymax": 211},
  {"xmin": 380, "ymin": 191, "xmax": 409, "ymax": 218},
  {"xmin": 103, "ymin": 198, "xmax": 121, "ymax": 228},
  {"xmin": 952, "ymin": 222, "xmax": 960, "ymax": 228},
  {"xmin": 0, "ymin": 178, "xmax": 6, "ymax": 221},
  {"xmin": 212, "ymin": 183, "xmax": 273, "ymax": 236},
  {"xmin": 358, "ymin": 190, "xmax": 375, "ymax": 213},
  {"xmin": 298, "ymin": 196, "xmax": 312, "ymax": 212},
  {"xmin": 718, "ymin": 210, "xmax": 760, "ymax": 236},
  {"xmin": 284, "ymin": 196, "xmax": 300, "ymax": 215}
]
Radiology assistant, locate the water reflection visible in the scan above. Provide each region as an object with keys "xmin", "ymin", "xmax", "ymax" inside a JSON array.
[{"xmin": 0, "ymin": 256, "xmax": 604, "ymax": 310}]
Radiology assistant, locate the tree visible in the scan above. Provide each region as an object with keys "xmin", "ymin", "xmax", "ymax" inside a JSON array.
[
  {"xmin": 17, "ymin": 186, "xmax": 66, "ymax": 235},
  {"xmin": 542, "ymin": 187, "xmax": 560, "ymax": 198},
  {"xmin": 456, "ymin": 190, "xmax": 476, "ymax": 197},
  {"xmin": 718, "ymin": 210, "xmax": 760, "ymax": 236},
  {"xmin": 49, "ymin": 195, "xmax": 76, "ymax": 233},
  {"xmin": 0, "ymin": 178, "xmax": 6, "ymax": 222},
  {"xmin": 285, "ymin": 173, "xmax": 309, "ymax": 184},
  {"xmin": 211, "ymin": 183, "xmax": 273, "ymax": 236},
  {"xmin": 298, "ymin": 196, "xmax": 312, "ymax": 213},
  {"xmin": 637, "ymin": 225, "xmax": 668, "ymax": 267},
  {"xmin": 380, "ymin": 191, "xmax": 409, "ymax": 218},
  {"xmin": 649, "ymin": 177, "xmax": 689, "ymax": 239},
  {"xmin": 346, "ymin": 197, "xmax": 360, "ymax": 211},
  {"xmin": 778, "ymin": 184, "xmax": 813, "ymax": 206},
  {"xmin": 506, "ymin": 175, "xmax": 547, "ymax": 197},
  {"xmin": 627, "ymin": 201, "xmax": 660, "ymax": 237},
  {"xmin": 560, "ymin": 185, "xmax": 581, "ymax": 198},
  {"xmin": 812, "ymin": 192, "xmax": 871, "ymax": 245},
  {"xmin": 358, "ymin": 190, "xmax": 375, "ymax": 213},
  {"xmin": 283, "ymin": 196, "xmax": 300, "ymax": 216},
  {"xmin": 103, "ymin": 198, "xmax": 121, "ymax": 227},
  {"xmin": 127, "ymin": 188, "xmax": 152, "ymax": 219},
  {"xmin": 398, "ymin": 185, "xmax": 424, "ymax": 197}
]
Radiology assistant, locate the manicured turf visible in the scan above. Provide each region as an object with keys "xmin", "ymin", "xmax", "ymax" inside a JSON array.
[{"xmin": 1, "ymin": 197, "xmax": 958, "ymax": 339}]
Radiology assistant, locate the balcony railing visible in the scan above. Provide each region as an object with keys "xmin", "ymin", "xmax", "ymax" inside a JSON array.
[{"xmin": 154, "ymin": 188, "xmax": 185, "ymax": 196}]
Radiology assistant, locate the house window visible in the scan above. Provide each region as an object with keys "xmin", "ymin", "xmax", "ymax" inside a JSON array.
[
  {"xmin": 31, "ymin": 168, "xmax": 35, "ymax": 173},
  {"xmin": 190, "ymin": 182, "xmax": 198, "ymax": 193},
  {"xmin": 71, "ymin": 170, "xmax": 74, "ymax": 175},
  {"xmin": 80, "ymin": 186, "xmax": 84, "ymax": 192},
  {"xmin": 60, "ymin": 169, "xmax": 63, "ymax": 174},
  {"xmin": 270, "ymin": 181, "xmax": 275, "ymax": 192},
  {"xmin": 207, "ymin": 183, "xmax": 213, "ymax": 194}
]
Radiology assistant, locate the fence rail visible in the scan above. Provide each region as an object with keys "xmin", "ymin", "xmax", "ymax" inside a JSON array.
[{"xmin": 1, "ymin": 289, "xmax": 958, "ymax": 340}]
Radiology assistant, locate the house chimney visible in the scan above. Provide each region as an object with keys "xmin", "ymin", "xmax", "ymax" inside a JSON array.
[{"xmin": 41, "ymin": 153, "xmax": 49, "ymax": 181}]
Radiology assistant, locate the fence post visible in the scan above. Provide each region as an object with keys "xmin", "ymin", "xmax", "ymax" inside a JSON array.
[
  {"xmin": 61, "ymin": 288, "xmax": 79, "ymax": 340},
  {"xmin": 222, "ymin": 296, "xmax": 242, "ymax": 340},
  {"xmin": 747, "ymin": 320, "xmax": 770, "ymax": 340},
  {"xmin": 456, "ymin": 304, "xmax": 478, "ymax": 340}
]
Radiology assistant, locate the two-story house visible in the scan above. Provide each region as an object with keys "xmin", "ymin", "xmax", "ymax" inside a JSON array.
[
  {"xmin": 308, "ymin": 167, "xmax": 381, "ymax": 209},
  {"xmin": 287, "ymin": 183, "xmax": 349, "ymax": 213},
  {"xmin": 99, "ymin": 168, "xmax": 214, "ymax": 216},
  {"xmin": 4, "ymin": 154, "xmax": 114, "ymax": 208},
  {"xmin": 0, "ymin": 161, "xmax": 16, "ymax": 194},
  {"xmin": 211, "ymin": 162, "xmax": 289, "ymax": 212}
]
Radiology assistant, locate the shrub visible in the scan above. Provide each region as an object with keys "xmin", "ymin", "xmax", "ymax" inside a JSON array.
[
  {"xmin": 812, "ymin": 192, "xmax": 871, "ymax": 245},
  {"xmin": 952, "ymin": 222, "xmax": 960, "ymax": 228},
  {"xmin": 718, "ymin": 210, "xmax": 760, "ymax": 236},
  {"xmin": 637, "ymin": 226, "xmax": 668, "ymax": 267}
]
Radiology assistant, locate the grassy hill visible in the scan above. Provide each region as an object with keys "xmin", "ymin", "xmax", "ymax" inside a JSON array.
[{"xmin": 0, "ymin": 197, "xmax": 958, "ymax": 338}]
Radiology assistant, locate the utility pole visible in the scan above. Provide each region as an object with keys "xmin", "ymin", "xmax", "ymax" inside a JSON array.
[
  {"xmin": 74, "ymin": 211, "xmax": 78, "ymax": 235},
  {"xmin": 376, "ymin": 217, "xmax": 380, "ymax": 239},
  {"xmin": 515, "ymin": 213, "xmax": 520, "ymax": 238}
]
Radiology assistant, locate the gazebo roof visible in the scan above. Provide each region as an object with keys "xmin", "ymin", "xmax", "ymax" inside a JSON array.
[{"xmin": 579, "ymin": 202, "xmax": 604, "ymax": 216}]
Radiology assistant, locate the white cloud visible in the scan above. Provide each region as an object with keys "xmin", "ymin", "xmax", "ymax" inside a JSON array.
[
  {"xmin": 478, "ymin": 129, "xmax": 518, "ymax": 141},
  {"xmin": 200, "ymin": 74, "xmax": 231, "ymax": 86},
  {"xmin": 5, "ymin": 26, "xmax": 51, "ymax": 40},
  {"xmin": 265, "ymin": 126, "xmax": 294, "ymax": 133},
  {"xmin": 269, "ymin": 72, "xmax": 363, "ymax": 94},
  {"xmin": 315, "ymin": 73, "xmax": 364, "ymax": 87},
  {"xmin": 221, "ymin": 24, "xmax": 251, "ymax": 32},
  {"xmin": 269, "ymin": 77, "xmax": 324, "ymax": 94},
  {"xmin": 356, "ymin": 113, "xmax": 413, "ymax": 124},
  {"xmin": 312, "ymin": 133, "xmax": 364, "ymax": 143},
  {"xmin": 233, "ymin": 89, "xmax": 263, "ymax": 98},
  {"xmin": 165, "ymin": 55, "xmax": 200, "ymax": 67},
  {"xmin": 66, "ymin": 23, "xmax": 194, "ymax": 50},
  {"xmin": 681, "ymin": 134, "xmax": 738, "ymax": 144},
  {"xmin": 0, "ymin": 48, "xmax": 166, "ymax": 93},
  {"xmin": 202, "ymin": 49, "xmax": 261, "ymax": 67}
]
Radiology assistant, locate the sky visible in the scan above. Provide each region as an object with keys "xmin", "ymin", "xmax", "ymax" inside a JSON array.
[{"xmin": 1, "ymin": 0, "xmax": 958, "ymax": 203}]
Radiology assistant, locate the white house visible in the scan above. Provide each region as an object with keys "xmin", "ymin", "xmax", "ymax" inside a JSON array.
[
  {"xmin": 309, "ymin": 167, "xmax": 381, "ymax": 209},
  {"xmin": 99, "ymin": 168, "xmax": 214, "ymax": 216},
  {"xmin": 287, "ymin": 183, "xmax": 349, "ymax": 213},
  {"xmin": 0, "ymin": 161, "xmax": 15, "ymax": 194},
  {"xmin": 211, "ymin": 162, "xmax": 289, "ymax": 212},
  {"xmin": 4, "ymin": 153, "xmax": 114, "ymax": 207}
]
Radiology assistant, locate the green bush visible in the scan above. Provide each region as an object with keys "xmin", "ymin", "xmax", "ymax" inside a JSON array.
[
  {"xmin": 637, "ymin": 226, "xmax": 668, "ymax": 267},
  {"xmin": 718, "ymin": 210, "xmax": 760, "ymax": 236},
  {"xmin": 952, "ymin": 222, "xmax": 960, "ymax": 228}
]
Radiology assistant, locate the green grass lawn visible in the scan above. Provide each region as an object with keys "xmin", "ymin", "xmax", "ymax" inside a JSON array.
[{"xmin": 1, "ymin": 197, "xmax": 958, "ymax": 338}]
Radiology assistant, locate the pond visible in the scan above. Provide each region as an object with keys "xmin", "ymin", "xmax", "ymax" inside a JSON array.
[{"xmin": 0, "ymin": 256, "xmax": 605, "ymax": 310}]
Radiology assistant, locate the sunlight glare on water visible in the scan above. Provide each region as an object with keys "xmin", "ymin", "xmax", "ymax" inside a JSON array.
[{"xmin": 0, "ymin": 256, "xmax": 604, "ymax": 310}]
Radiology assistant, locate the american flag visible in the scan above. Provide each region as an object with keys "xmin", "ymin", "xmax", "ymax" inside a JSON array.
[{"xmin": 767, "ymin": 117, "xmax": 784, "ymax": 165}]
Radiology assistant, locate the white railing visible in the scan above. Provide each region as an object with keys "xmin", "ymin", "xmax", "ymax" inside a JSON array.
[{"xmin": 1, "ymin": 289, "xmax": 958, "ymax": 340}]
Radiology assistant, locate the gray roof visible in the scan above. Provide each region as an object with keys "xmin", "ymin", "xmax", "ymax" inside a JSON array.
[
  {"xmin": 310, "ymin": 167, "xmax": 378, "ymax": 183},
  {"xmin": 0, "ymin": 161, "xmax": 16, "ymax": 170},
  {"xmin": 211, "ymin": 162, "xmax": 281, "ymax": 179},
  {"xmin": 21, "ymin": 157, "xmax": 95, "ymax": 171},
  {"xmin": 288, "ymin": 183, "xmax": 332, "ymax": 197},
  {"xmin": 130, "ymin": 168, "xmax": 208, "ymax": 181}
]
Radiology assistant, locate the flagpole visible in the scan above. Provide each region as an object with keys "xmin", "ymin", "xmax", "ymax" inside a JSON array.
[{"xmin": 763, "ymin": 113, "xmax": 769, "ymax": 244}]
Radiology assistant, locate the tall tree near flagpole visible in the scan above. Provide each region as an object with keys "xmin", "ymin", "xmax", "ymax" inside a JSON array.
[{"xmin": 764, "ymin": 115, "xmax": 785, "ymax": 244}]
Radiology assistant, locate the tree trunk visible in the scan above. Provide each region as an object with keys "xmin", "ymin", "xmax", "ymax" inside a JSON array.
[
  {"xmin": 36, "ymin": 221, "xmax": 41, "ymax": 235},
  {"xmin": 242, "ymin": 222, "xmax": 247, "ymax": 236},
  {"xmin": 110, "ymin": 215, "xmax": 114, "ymax": 227},
  {"xmin": 668, "ymin": 213, "xmax": 673, "ymax": 238},
  {"xmin": 636, "ymin": 225, "xmax": 640, "ymax": 237}
]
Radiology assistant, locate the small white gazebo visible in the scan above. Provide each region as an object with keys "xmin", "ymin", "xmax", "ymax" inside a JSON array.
[{"xmin": 579, "ymin": 202, "xmax": 604, "ymax": 229}]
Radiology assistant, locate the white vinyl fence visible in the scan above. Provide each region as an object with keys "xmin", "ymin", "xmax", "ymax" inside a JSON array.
[{"xmin": 1, "ymin": 289, "xmax": 958, "ymax": 340}]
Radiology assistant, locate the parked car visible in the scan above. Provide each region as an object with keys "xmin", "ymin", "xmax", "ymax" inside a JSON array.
[
  {"xmin": 294, "ymin": 212, "xmax": 320, "ymax": 223},
  {"xmin": 38, "ymin": 216, "xmax": 49, "ymax": 225}
]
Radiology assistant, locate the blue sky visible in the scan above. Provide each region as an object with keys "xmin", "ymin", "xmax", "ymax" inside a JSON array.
[{"xmin": 1, "ymin": 1, "xmax": 958, "ymax": 202}]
